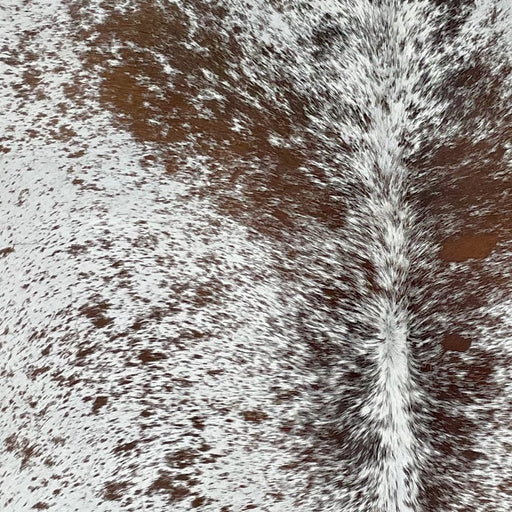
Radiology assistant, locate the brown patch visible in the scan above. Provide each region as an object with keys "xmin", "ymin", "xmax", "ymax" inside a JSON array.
[
  {"xmin": 67, "ymin": 1, "xmax": 346, "ymax": 242},
  {"xmin": 439, "ymin": 233, "xmax": 499, "ymax": 262},
  {"xmin": 242, "ymin": 409, "xmax": 269, "ymax": 423},
  {"xmin": 442, "ymin": 333, "xmax": 471, "ymax": 352}
]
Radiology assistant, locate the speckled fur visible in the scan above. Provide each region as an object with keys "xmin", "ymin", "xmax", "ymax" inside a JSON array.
[{"xmin": 1, "ymin": 1, "xmax": 511, "ymax": 511}]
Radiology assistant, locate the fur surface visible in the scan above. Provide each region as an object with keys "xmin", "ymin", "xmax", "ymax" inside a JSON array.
[{"xmin": 1, "ymin": 1, "xmax": 511, "ymax": 510}]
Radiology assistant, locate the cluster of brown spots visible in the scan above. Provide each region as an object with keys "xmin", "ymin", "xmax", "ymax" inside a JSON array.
[
  {"xmin": 148, "ymin": 473, "xmax": 188, "ymax": 496},
  {"xmin": 79, "ymin": 300, "xmax": 113, "ymax": 328},
  {"xmin": 4, "ymin": 434, "xmax": 40, "ymax": 470}
]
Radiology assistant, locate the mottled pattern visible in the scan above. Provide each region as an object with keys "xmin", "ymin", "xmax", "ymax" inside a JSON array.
[{"xmin": 1, "ymin": 1, "xmax": 511, "ymax": 511}]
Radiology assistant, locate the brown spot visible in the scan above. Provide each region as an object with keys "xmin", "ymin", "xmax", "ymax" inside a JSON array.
[
  {"xmin": 67, "ymin": 149, "xmax": 86, "ymax": 158},
  {"xmin": 498, "ymin": 478, "xmax": 512, "ymax": 495},
  {"xmin": 439, "ymin": 233, "xmax": 499, "ymax": 262},
  {"xmin": 242, "ymin": 409, "xmax": 269, "ymax": 423},
  {"xmin": 442, "ymin": 333, "xmax": 472, "ymax": 352},
  {"xmin": 92, "ymin": 395, "xmax": 108, "ymax": 413}
]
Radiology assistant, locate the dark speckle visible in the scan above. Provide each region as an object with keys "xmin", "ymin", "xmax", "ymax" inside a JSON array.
[
  {"xmin": 92, "ymin": 315, "xmax": 114, "ymax": 328},
  {"xmin": 207, "ymin": 368, "xmax": 224, "ymax": 376},
  {"xmin": 131, "ymin": 319, "xmax": 144, "ymax": 330},
  {"xmin": 165, "ymin": 448, "xmax": 197, "ymax": 469}
]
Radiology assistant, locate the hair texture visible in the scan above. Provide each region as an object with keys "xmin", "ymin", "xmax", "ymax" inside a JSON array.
[{"xmin": 1, "ymin": 1, "xmax": 511, "ymax": 511}]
